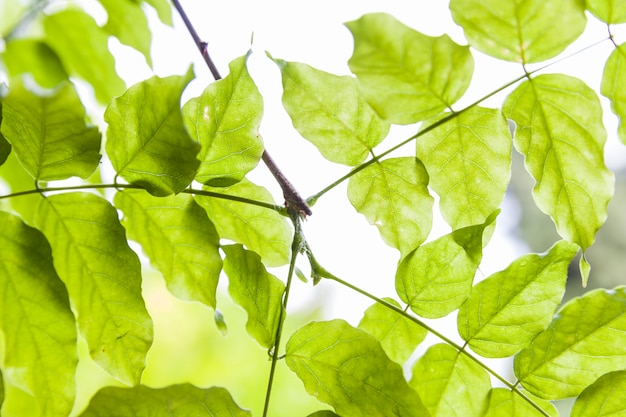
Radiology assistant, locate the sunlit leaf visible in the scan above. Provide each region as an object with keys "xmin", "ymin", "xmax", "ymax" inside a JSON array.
[
  {"xmin": 143, "ymin": 0, "xmax": 173, "ymax": 25},
  {"xmin": 346, "ymin": 12, "xmax": 473, "ymax": 124},
  {"xmin": 43, "ymin": 9, "xmax": 126, "ymax": 103},
  {"xmin": 2, "ymin": 40, "xmax": 68, "ymax": 88},
  {"xmin": 586, "ymin": 0, "xmax": 626, "ymax": 23},
  {"xmin": 358, "ymin": 298, "xmax": 428, "ymax": 365},
  {"xmin": 79, "ymin": 384, "xmax": 251, "ymax": 416},
  {"xmin": 396, "ymin": 212, "xmax": 496, "ymax": 318},
  {"xmin": 0, "ymin": 80, "xmax": 101, "ymax": 181},
  {"xmin": 571, "ymin": 371, "xmax": 626, "ymax": 417},
  {"xmin": 348, "ymin": 157, "xmax": 433, "ymax": 257},
  {"xmin": 410, "ymin": 344, "xmax": 490, "ymax": 417},
  {"xmin": 222, "ymin": 244, "xmax": 284, "ymax": 348},
  {"xmin": 482, "ymin": 388, "xmax": 557, "ymax": 417},
  {"xmin": 114, "ymin": 189, "xmax": 222, "ymax": 308},
  {"xmin": 0, "ymin": 153, "xmax": 39, "ymax": 223},
  {"xmin": 0, "ymin": 101, "xmax": 10, "ymax": 165},
  {"xmin": 196, "ymin": 179, "xmax": 292, "ymax": 267},
  {"xmin": 272, "ymin": 56, "xmax": 389, "ymax": 165},
  {"xmin": 34, "ymin": 193, "xmax": 153, "ymax": 385},
  {"xmin": 416, "ymin": 107, "xmax": 512, "ymax": 230},
  {"xmin": 601, "ymin": 42, "xmax": 626, "ymax": 145},
  {"xmin": 515, "ymin": 287, "xmax": 626, "ymax": 399},
  {"xmin": 99, "ymin": 0, "xmax": 152, "ymax": 66},
  {"xmin": 0, "ymin": 211, "xmax": 77, "ymax": 417},
  {"xmin": 105, "ymin": 68, "xmax": 200, "ymax": 196},
  {"xmin": 183, "ymin": 53, "xmax": 263, "ymax": 186},
  {"xmin": 503, "ymin": 74, "xmax": 614, "ymax": 285},
  {"xmin": 286, "ymin": 319, "xmax": 428, "ymax": 417},
  {"xmin": 458, "ymin": 240, "xmax": 578, "ymax": 358},
  {"xmin": 450, "ymin": 0, "xmax": 586, "ymax": 63}
]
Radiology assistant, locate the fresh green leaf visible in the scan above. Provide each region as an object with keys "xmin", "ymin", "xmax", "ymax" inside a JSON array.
[
  {"xmin": 395, "ymin": 213, "xmax": 496, "ymax": 318},
  {"xmin": 43, "ymin": 9, "xmax": 126, "ymax": 103},
  {"xmin": 143, "ymin": 0, "xmax": 173, "ymax": 25},
  {"xmin": 410, "ymin": 344, "xmax": 490, "ymax": 417},
  {"xmin": 196, "ymin": 179, "xmax": 292, "ymax": 267},
  {"xmin": 2, "ymin": 40, "xmax": 68, "ymax": 88},
  {"xmin": 458, "ymin": 240, "xmax": 579, "ymax": 358},
  {"xmin": 114, "ymin": 189, "xmax": 222, "ymax": 308},
  {"xmin": 515, "ymin": 287, "xmax": 626, "ymax": 399},
  {"xmin": 34, "ymin": 193, "xmax": 153, "ymax": 385},
  {"xmin": 79, "ymin": 384, "xmax": 251, "ymax": 417},
  {"xmin": 0, "ymin": 79, "xmax": 101, "ymax": 181},
  {"xmin": 347, "ymin": 157, "xmax": 433, "ymax": 257},
  {"xmin": 286, "ymin": 319, "xmax": 428, "ymax": 417},
  {"xmin": 482, "ymin": 388, "xmax": 557, "ymax": 417},
  {"xmin": 105, "ymin": 68, "xmax": 200, "ymax": 196},
  {"xmin": 0, "ymin": 153, "xmax": 39, "ymax": 223},
  {"xmin": 450, "ymin": 0, "xmax": 586, "ymax": 63},
  {"xmin": 416, "ymin": 107, "xmax": 512, "ymax": 230},
  {"xmin": 503, "ymin": 74, "xmax": 614, "ymax": 285},
  {"xmin": 272, "ymin": 56, "xmax": 389, "ymax": 165},
  {"xmin": 571, "ymin": 370, "xmax": 626, "ymax": 417},
  {"xmin": 346, "ymin": 13, "xmax": 473, "ymax": 124},
  {"xmin": 0, "ymin": 211, "xmax": 77, "ymax": 417},
  {"xmin": 586, "ymin": 0, "xmax": 626, "ymax": 23},
  {"xmin": 601, "ymin": 43, "xmax": 626, "ymax": 145},
  {"xmin": 182, "ymin": 53, "xmax": 263, "ymax": 186},
  {"xmin": 222, "ymin": 244, "xmax": 285, "ymax": 348},
  {"xmin": 0, "ymin": 101, "xmax": 10, "ymax": 165},
  {"xmin": 99, "ymin": 0, "xmax": 153, "ymax": 66},
  {"xmin": 358, "ymin": 298, "xmax": 428, "ymax": 365}
]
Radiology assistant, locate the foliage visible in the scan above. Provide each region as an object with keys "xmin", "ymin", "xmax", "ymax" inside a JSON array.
[{"xmin": 0, "ymin": 0, "xmax": 626, "ymax": 416}]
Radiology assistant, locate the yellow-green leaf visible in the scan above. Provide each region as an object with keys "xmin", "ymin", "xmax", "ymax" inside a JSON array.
[
  {"xmin": 2, "ymin": 40, "xmax": 68, "ymax": 88},
  {"xmin": 571, "ymin": 370, "xmax": 626, "ymax": 417},
  {"xmin": 601, "ymin": 43, "xmax": 626, "ymax": 145},
  {"xmin": 482, "ymin": 388, "xmax": 557, "ymax": 417},
  {"xmin": 586, "ymin": 0, "xmax": 626, "ymax": 23}
]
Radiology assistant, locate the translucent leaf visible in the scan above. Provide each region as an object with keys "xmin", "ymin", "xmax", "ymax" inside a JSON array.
[
  {"xmin": 450, "ymin": 0, "xmax": 586, "ymax": 63},
  {"xmin": 601, "ymin": 43, "xmax": 626, "ymax": 145},
  {"xmin": 0, "ymin": 80, "xmax": 101, "ymax": 181},
  {"xmin": 503, "ymin": 74, "xmax": 614, "ymax": 284},
  {"xmin": 114, "ymin": 189, "xmax": 222, "ymax": 308},
  {"xmin": 182, "ymin": 53, "xmax": 263, "ymax": 186},
  {"xmin": 143, "ymin": 0, "xmax": 173, "ymax": 25},
  {"xmin": 347, "ymin": 157, "xmax": 433, "ymax": 257},
  {"xmin": 2, "ymin": 39, "xmax": 68, "ymax": 88},
  {"xmin": 196, "ymin": 179, "xmax": 292, "ymax": 267},
  {"xmin": 416, "ymin": 107, "xmax": 512, "ymax": 230},
  {"xmin": 79, "ymin": 384, "xmax": 250, "ymax": 417},
  {"xmin": 43, "ymin": 9, "xmax": 126, "ymax": 103},
  {"xmin": 346, "ymin": 12, "xmax": 473, "ymax": 124},
  {"xmin": 410, "ymin": 344, "xmax": 491, "ymax": 417},
  {"xmin": 458, "ymin": 240, "xmax": 579, "ymax": 358},
  {"xmin": 515, "ymin": 287, "xmax": 626, "ymax": 399},
  {"xmin": 222, "ymin": 244, "xmax": 284, "ymax": 348},
  {"xmin": 396, "ymin": 212, "xmax": 496, "ymax": 318},
  {"xmin": 482, "ymin": 388, "xmax": 557, "ymax": 417},
  {"xmin": 0, "ymin": 153, "xmax": 38, "ymax": 223},
  {"xmin": 358, "ymin": 298, "xmax": 428, "ymax": 365},
  {"xmin": 571, "ymin": 371, "xmax": 626, "ymax": 417},
  {"xmin": 272, "ymin": 56, "xmax": 389, "ymax": 165},
  {"xmin": 0, "ymin": 211, "xmax": 77, "ymax": 417},
  {"xmin": 99, "ymin": 0, "xmax": 152, "ymax": 66},
  {"xmin": 586, "ymin": 0, "xmax": 626, "ymax": 23},
  {"xmin": 105, "ymin": 68, "xmax": 200, "ymax": 196},
  {"xmin": 34, "ymin": 193, "xmax": 153, "ymax": 385},
  {"xmin": 285, "ymin": 319, "xmax": 428, "ymax": 417}
]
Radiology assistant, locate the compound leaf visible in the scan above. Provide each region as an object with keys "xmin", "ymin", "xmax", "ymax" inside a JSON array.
[
  {"xmin": 586, "ymin": 0, "xmax": 626, "ymax": 23},
  {"xmin": 2, "ymin": 39, "xmax": 68, "ymax": 88},
  {"xmin": 482, "ymin": 388, "xmax": 557, "ymax": 417},
  {"xmin": 98, "ymin": 0, "xmax": 152, "ymax": 66},
  {"xmin": 571, "ymin": 370, "xmax": 626, "ymax": 417},
  {"xmin": 601, "ymin": 42, "xmax": 626, "ymax": 145}
]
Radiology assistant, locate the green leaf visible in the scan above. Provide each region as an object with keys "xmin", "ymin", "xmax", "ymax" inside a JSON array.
[
  {"xmin": 358, "ymin": 298, "xmax": 428, "ymax": 365},
  {"xmin": 571, "ymin": 371, "xmax": 626, "ymax": 417},
  {"xmin": 182, "ymin": 53, "xmax": 263, "ymax": 186},
  {"xmin": 503, "ymin": 74, "xmax": 614, "ymax": 284},
  {"xmin": 586, "ymin": 0, "xmax": 626, "ymax": 23},
  {"xmin": 347, "ymin": 157, "xmax": 433, "ymax": 257},
  {"xmin": 34, "ymin": 193, "xmax": 153, "ymax": 385},
  {"xmin": 222, "ymin": 244, "xmax": 285, "ymax": 348},
  {"xmin": 272, "ymin": 56, "xmax": 389, "ymax": 166},
  {"xmin": 286, "ymin": 319, "xmax": 428, "ymax": 417},
  {"xmin": 0, "ymin": 153, "xmax": 39, "ymax": 223},
  {"xmin": 601, "ymin": 43, "xmax": 626, "ymax": 145},
  {"xmin": 98, "ymin": 0, "xmax": 153, "ymax": 66},
  {"xmin": 196, "ymin": 179, "xmax": 292, "ymax": 267},
  {"xmin": 450, "ymin": 0, "xmax": 586, "ymax": 63},
  {"xmin": 515, "ymin": 287, "xmax": 626, "ymax": 399},
  {"xmin": 2, "ymin": 40, "xmax": 68, "ymax": 88},
  {"xmin": 307, "ymin": 412, "xmax": 341, "ymax": 417},
  {"xmin": 0, "ymin": 211, "xmax": 77, "ymax": 417},
  {"xmin": 143, "ymin": 0, "xmax": 173, "ymax": 25},
  {"xmin": 346, "ymin": 13, "xmax": 473, "ymax": 124},
  {"xmin": 79, "ymin": 384, "xmax": 251, "ymax": 417},
  {"xmin": 416, "ymin": 107, "xmax": 512, "ymax": 230},
  {"xmin": 43, "ymin": 9, "xmax": 126, "ymax": 104},
  {"xmin": 105, "ymin": 68, "xmax": 200, "ymax": 196},
  {"xmin": 0, "ymin": 80, "xmax": 101, "ymax": 181},
  {"xmin": 482, "ymin": 388, "xmax": 557, "ymax": 417},
  {"xmin": 458, "ymin": 240, "xmax": 579, "ymax": 358},
  {"xmin": 0, "ymin": 101, "xmax": 10, "ymax": 165},
  {"xmin": 395, "ymin": 213, "xmax": 496, "ymax": 318},
  {"xmin": 114, "ymin": 189, "xmax": 222, "ymax": 308},
  {"xmin": 410, "ymin": 344, "xmax": 490, "ymax": 417},
  {"xmin": 0, "ymin": 371, "xmax": 4, "ymax": 408}
]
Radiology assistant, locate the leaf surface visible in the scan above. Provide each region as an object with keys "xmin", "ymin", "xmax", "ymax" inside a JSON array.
[
  {"xmin": 0, "ymin": 101, "xmax": 10, "ymax": 165},
  {"xmin": 2, "ymin": 39, "xmax": 68, "ymax": 88},
  {"xmin": 571, "ymin": 370, "xmax": 626, "ymax": 417},
  {"xmin": 601, "ymin": 43, "xmax": 626, "ymax": 144},
  {"xmin": 586, "ymin": 0, "xmax": 626, "ymax": 23},
  {"xmin": 98, "ymin": 0, "xmax": 152, "ymax": 66},
  {"xmin": 482, "ymin": 388, "xmax": 557, "ymax": 417}
]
